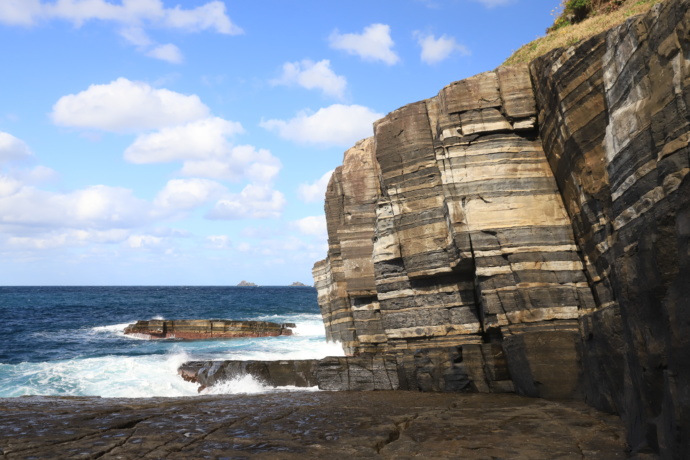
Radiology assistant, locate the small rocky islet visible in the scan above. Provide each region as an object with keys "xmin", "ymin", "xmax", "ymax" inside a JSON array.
[{"xmin": 123, "ymin": 319, "xmax": 294, "ymax": 340}]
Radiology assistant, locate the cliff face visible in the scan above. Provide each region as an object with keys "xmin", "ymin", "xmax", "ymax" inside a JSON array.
[{"xmin": 313, "ymin": 1, "xmax": 690, "ymax": 457}]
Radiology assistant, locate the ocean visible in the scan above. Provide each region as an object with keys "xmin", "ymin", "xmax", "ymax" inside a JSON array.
[{"xmin": 0, "ymin": 286, "xmax": 342, "ymax": 398}]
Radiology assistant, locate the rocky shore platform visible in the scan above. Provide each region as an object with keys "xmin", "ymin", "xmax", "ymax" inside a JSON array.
[
  {"xmin": 0, "ymin": 392, "xmax": 630, "ymax": 459},
  {"xmin": 123, "ymin": 320, "xmax": 294, "ymax": 340}
]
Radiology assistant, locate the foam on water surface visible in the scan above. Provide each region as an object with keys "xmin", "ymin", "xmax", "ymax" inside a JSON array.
[{"xmin": 0, "ymin": 309, "xmax": 344, "ymax": 398}]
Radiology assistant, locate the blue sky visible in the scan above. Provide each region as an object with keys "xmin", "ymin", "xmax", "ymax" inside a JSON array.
[{"xmin": 0, "ymin": 0, "xmax": 558, "ymax": 285}]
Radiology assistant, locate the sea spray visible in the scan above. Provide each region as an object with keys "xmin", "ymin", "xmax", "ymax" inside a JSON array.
[{"xmin": 0, "ymin": 286, "xmax": 344, "ymax": 398}]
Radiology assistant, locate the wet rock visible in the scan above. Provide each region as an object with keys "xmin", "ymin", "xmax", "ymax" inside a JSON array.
[
  {"xmin": 179, "ymin": 359, "xmax": 319, "ymax": 390},
  {"xmin": 123, "ymin": 320, "xmax": 293, "ymax": 340}
]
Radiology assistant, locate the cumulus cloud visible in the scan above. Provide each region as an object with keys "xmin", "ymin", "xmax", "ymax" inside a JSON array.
[
  {"xmin": 0, "ymin": 1, "xmax": 242, "ymax": 33},
  {"xmin": 125, "ymin": 117, "xmax": 243, "ymax": 162},
  {"xmin": 292, "ymin": 215, "xmax": 327, "ymax": 239},
  {"xmin": 180, "ymin": 146, "xmax": 281, "ymax": 184},
  {"xmin": 0, "ymin": 131, "xmax": 33, "ymax": 164},
  {"xmin": 51, "ymin": 78, "xmax": 209, "ymax": 133},
  {"xmin": 0, "ymin": 183, "xmax": 150, "ymax": 229},
  {"xmin": 153, "ymin": 178, "xmax": 226, "ymax": 215},
  {"xmin": 260, "ymin": 104, "xmax": 382, "ymax": 148},
  {"xmin": 329, "ymin": 23, "xmax": 399, "ymax": 65},
  {"xmin": 271, "ymin": 59, "xmax": 347, "ymax": 99},
  {"xmin": 124, "ymin": 117, "xmax": 281, "ymax": 183},
  {"xmin": 207, "ymin": 184, "xmax": 286, "ymax": 220},
  {"xmin": 146, "ymin": 43, "xmax": 183, "ymax": 64},
  {"xmin": 298, "ymin": 170, "xmax": 333, "ymax": 203},
  {"xmin": 0, "ymin": 1, "xmax": 242, "ymax": 62},
  {"xmin": 414, "ymin": 32, "xmax": 470, "ymax": 65}
]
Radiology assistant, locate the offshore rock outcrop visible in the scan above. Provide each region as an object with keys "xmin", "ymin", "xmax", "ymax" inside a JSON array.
[
  {"xmin": 124, "ymin": 320, "xmax": 293, "ymax": 340},
  {"xmin": 313, "ymin": 1, "xmax": 690, "ymax": 457},
  {"xmin": 179, "ymin": 359, "xmax": 318, "ymax": 391}
]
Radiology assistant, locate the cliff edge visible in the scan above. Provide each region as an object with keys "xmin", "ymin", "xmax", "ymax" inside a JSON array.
[{"xmin": 313, "ymin": 1, "xmax": 690, "ymax": 457}]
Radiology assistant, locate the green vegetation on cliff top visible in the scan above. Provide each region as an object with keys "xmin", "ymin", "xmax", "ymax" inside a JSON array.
[{"xmin": 504, "ymin": 0, "xmax": 659, "ymax": 65}]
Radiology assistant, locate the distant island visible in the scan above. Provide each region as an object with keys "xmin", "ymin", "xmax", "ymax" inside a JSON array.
[
  {"xmin": 289, "ymin": 281, "xmax": 307, "ymax": 286},
  {"xmin": 236, "ymin": 280, "xmax": 257, "ymax": 287}
]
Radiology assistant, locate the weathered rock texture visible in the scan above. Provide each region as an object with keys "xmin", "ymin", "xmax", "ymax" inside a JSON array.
[
  {"xmin": 0, "ymin": 393, "xmax": 627, "ymax": 459},
  {"xmin": 313, "ymin": 1, "xmax": 690, "ymax": 458},
  {"xmin": 124, "ymin": 320, "xmax": 293, "ymax": 340},
  {"xmin": 179, "ymin": 359, "xmax": 319, "ymax": 390}
]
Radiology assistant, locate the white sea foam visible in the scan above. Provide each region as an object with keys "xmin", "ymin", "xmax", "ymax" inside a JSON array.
[
  {"xmin": 202, "ymin": 374, "xmax": 320, "ymax": 395},
  {"xmin": 0, "ymin": 349, "xmax": 200, "ymax": 398},
  {"xmin": 2, "ymin": 314, "xmax": 344, "ymax": 397},
  {"xmin": 90, "ymin": 323, "xmax": 130, "ymax": 336}
]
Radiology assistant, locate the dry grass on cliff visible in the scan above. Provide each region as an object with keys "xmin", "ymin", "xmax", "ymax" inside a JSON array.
[{"xmin": 503, "ymin": 0, "xmax": 659, "ymax": 66}]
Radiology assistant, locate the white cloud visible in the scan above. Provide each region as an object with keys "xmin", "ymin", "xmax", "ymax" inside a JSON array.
[
  {"xmin": 0, "ymin": 1, "xmax": 242, "ymax": 62},
  {"xmin": 271, "ymin": 59, "xmax": 347, "ymax": 99},
  {"xmin": 292, "ymin": 215, "xmax": 327, "ymax": 239},
  {"xmin": 153, "ymin": 178, "xmax": 226, "ymax": 214},
  {"xmin": 125, "ymin": 117, "xmax": 243, "ymax": 162},
  {"xmin": 298, "ymin": 170, "xmax": 333, "ymax": 203},
  {"xmin": 329, "ymin": 23, "xmax": 399, "ymax": 65},
  {"xmin": 207, "ymin": 184, "xmax": 286, "ymax": 220},
  {"xmin": 52, "ymin": 78, "xmax": 209, "ymax": 133},
  {"xmin": 146, "ymin": 43, "xmax": 183, "ymax": 64},
  {"xmin": 0, "ymin": 0, "xmax": 42, "ymax": 26},
  {"xmin": 260, "ymin": 104, "xmax": 382, "ymax": 148},
  {"xmin": 414, "ymin": 32, "xmax": 470, "ymax": 64},
  {"xmin": 0, "ymin": 0, "xmax": 242, "ymax": 34},
  {"xmin": 0, "ymin": 183, "xmax": 150, "ymax": 229},
  {"xmin": 180, "ymin": 145, "xmax": 282, "ymax": 184},
  {"xmin": 0, "ymin": 132, "xmax": 32, "ymax": 164},
  {"xmin": 127, "ymin": 234, "xmax": 163, "ymax": 249},
  {"xmin": 162, "ymin": 1, "xmax": 240, "ymax": 34},
  {"xmin": 124, "ymin": 117, "xmax": 281, "ymax": 184},
  {"xmin": 206, "ymin": 234, "xmax": 231, "ymax": 249},
  {"xmin": 119, "ymin": 25, "xmax": 152, "ymax": 47}
]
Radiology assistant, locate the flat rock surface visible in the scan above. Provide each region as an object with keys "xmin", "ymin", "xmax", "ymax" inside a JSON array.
[{"xmin": 0, "ymin": 392, "xmax": 629, "ymax": 459}]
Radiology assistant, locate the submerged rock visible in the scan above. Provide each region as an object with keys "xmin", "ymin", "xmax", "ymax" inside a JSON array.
[{"xmin": 123, "ymin": 319, "xmax": 294, "ymax": 340}]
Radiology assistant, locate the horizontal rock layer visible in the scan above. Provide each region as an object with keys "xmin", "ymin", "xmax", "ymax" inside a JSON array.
[
  {"xmin": 313, "ymin": 1, "xmax": 690, "ymax": 457},
  {"xmin": 124, "ymin": 320, "xmax": 294, "ymax": 340}
]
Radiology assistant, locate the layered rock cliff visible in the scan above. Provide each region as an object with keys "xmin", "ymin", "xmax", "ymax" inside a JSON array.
[{"xmin": 313, "ymin": 1, "xmax": 690, "ymax": 457}]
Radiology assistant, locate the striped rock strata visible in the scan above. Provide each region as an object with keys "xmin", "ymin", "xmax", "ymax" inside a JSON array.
[
  {"xmin": 124, "ymin": 320, "xmax": 293, "ymax": 340},
  {"xmin": 314, "ymin": 67, "xmax": 591, "ymax": 399},
  {"xmin": 531, "ymin": 1, "xmax": 690, "ymax": 456},
  {"xmin": 314, "ymin": 1, "xmax": 690, "ymax": 457}
]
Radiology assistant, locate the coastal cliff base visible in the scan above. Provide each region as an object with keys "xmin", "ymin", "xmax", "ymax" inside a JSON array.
[{"xmin": 0, "ymin": 392, "xmax": 628, "ymax": 459}]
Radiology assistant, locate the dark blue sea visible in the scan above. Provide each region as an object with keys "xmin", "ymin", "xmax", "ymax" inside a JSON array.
[{"xmin": 0, "ymin": 286, "xmax": 341, "ymax": 398}]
